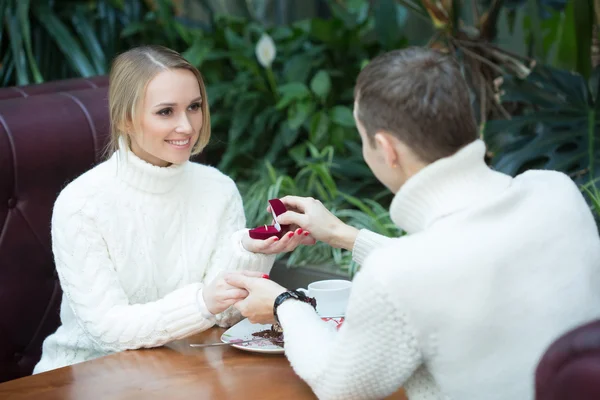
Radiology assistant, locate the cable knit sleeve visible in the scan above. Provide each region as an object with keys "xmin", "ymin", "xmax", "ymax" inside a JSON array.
[
  {"xmin": 51, "ymin": 196, "xmax": 216, "ymax": 353},
  {"xmin": 202, "ymin": 182, "xmax": 276, "ymax": 327},
  {"xmin": 352, "ymin": 228, "xmax": 395, "ymax": 265},
  {"xmin": 277, "ymin": 268, "xmax": 422, "ymax": 400}
]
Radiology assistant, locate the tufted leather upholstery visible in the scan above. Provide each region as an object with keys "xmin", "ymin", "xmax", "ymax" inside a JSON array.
[
  {"xmin": 535, "ymin": 319, "xmax": 600, "ymax": 400},
  {"xmin": 0, "ymin": 86, "xmax": 111, "ymax": 383},
  {"xmin": 0, "ymin": 76, "xmax": 108, "ymax": 100}
]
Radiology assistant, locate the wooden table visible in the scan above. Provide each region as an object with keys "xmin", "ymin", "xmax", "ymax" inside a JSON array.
[{"xmin": 0, "ymin": 328, "xmax": 408, "ymax": 399}]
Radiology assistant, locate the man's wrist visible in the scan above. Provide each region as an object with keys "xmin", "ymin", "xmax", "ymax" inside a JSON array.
[
  {"xmin": 273, "ymin": 290, "xmax": 317, "ymax": 325},
  {"xmin": 330, "ymin": 224, "xmax": 359, "ymax": 250}
]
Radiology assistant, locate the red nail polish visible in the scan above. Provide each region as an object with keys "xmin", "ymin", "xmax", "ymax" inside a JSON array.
[
  {"xmin": 298, "ymin": 228, "xmax": 303, "ymax": 234},
  {"xmin": 262, "ymin": 274, "xmax": 270, "ymax": 279},
  {"xmin": 304, "ymin": 232, "xmax": 310, "ymax": 236},
  {"xmin": 288, "ymin": 232, "xmax": 294, "ymax": 238},
  {"xmin": 273, "ymin": 237, "xmax": 279, "ymax": 241}
]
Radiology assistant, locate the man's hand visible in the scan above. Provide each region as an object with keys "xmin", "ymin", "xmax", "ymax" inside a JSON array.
[
  {"xmin": 202, "ymin": 272, "xmax": 250, "ymax": 315},
  {"xmin": 273, "ymin": 196, "xmax": 359, "ymax": 250},
  {"xmin": 241, "ymin": 227, "xmax": 316, "ymax": 254},
  {"xmin": 225, "ymin": 271, "xmax": 287, "ymax": 324}
]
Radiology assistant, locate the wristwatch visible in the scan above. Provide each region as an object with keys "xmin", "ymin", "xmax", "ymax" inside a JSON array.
[{"xmin": 273, "ymin": 290, "xmax": 317, "ymax": 325}]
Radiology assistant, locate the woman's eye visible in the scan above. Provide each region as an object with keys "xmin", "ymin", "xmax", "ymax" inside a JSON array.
[
  {"xmin": 188, "ymin": 102, "xmax": 201, "ymax": 112},
  {"xmin": 157, "ymin": 108, "xmax": 173, "ymax": 116}
]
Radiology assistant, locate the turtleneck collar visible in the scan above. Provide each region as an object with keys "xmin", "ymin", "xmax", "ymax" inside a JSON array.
[
  {"xmin": 115, "ymin": 136, "xmax": 188, "ymax": 194},
  {"xmin": 389, "ymin": 139, "xmax": 512, "ymax": 234}
]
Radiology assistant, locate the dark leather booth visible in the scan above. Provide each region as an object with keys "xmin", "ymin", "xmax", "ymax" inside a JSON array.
[
  {"xmin": 0, "ymin": 78, "xmax": 110, "ymax": 382},
  {"xmin": 535, "ymin": 319, "xmax": 600, "ymax": 400}
]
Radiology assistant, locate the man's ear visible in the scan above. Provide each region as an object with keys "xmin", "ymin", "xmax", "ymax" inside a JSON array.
[{"xmin": 374, "ymin": 132, "xmax": 400, "ymax": 168}]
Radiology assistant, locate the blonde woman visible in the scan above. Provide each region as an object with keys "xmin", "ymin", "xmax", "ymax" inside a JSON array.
[{"xmin": 33, "ymin": 45, "xmax": 312, "ymax": 374}]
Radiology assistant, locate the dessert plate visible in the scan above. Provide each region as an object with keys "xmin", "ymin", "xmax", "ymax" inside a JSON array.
[{"xmin": 221, "ymin": 317, "xmax": 345, "ymax": 354}]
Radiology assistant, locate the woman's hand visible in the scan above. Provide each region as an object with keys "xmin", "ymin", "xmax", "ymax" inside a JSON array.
[
  {"xmin": 225, "ymin": 271, "xmax": 287, "ymax": 324},
  {"xmin": 242, "ymin": 227, "xmax": 316, "ymax": 255},
  {"xmin": 202, "ymin": 272, "xmax": 251, "ymax": 315},
  {"xmin": 273, "ymin": 196, "xmax": 359, "ymax": 250}
]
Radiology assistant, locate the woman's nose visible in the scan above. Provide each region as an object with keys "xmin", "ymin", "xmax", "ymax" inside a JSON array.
[{"xmin": 175, "ymin": 113, "xmax": 193, "ymax": 134}]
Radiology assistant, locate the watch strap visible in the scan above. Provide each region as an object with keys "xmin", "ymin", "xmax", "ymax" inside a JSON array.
[{"xmin": 273, "ymin": 290, "xmax": 317, "ymax": 325}]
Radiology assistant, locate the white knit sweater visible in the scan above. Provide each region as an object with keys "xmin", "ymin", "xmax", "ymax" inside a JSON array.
[
  {"xmin": 33, "ymin": 145, "xmax": 275, "ymax": 374},
  {"xmin": 277, "ymin": 139, "xmax": 600, "ymax": 400}
]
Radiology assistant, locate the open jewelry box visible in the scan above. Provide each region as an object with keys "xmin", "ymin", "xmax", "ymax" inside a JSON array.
[{"xmin": 248, "ymin": 199, "xmax": 290, "ymax": 240}]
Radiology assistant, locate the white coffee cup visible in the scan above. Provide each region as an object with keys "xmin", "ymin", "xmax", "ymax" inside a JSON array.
[{"xmin": 298, "ymin": 279, "xmax": 352, "ymax": 317}]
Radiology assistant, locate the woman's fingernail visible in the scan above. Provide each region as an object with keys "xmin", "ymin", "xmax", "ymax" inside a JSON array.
[
  {"xmin": 298, "ymin": 228, "xmax": 303, "ymax": 234},
  {"xmin": 288, "ymin": 232, "xmax": 294, "ymax": 238},
  {"xmin": 262, "ymin": 274, "xmax": 270, "ymax": 279},
  {"xmin": 304, "ymin": 231, "xmax": 310, "ymax": 236}
]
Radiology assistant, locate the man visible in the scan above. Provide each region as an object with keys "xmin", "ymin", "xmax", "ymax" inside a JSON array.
[{"xmin": 227, "ymin": 47, "xmax": 600, "ymax": 400}]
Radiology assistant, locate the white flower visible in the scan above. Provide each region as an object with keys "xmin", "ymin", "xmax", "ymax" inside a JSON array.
[{"xmin": 255, "ymin": 33, "xmax": 276, "ymax": 68}]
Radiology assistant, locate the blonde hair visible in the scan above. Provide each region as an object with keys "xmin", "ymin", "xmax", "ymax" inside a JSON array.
[{"xmin": 105, "ymin": 45, "xmax": 210, "ymax": 158}]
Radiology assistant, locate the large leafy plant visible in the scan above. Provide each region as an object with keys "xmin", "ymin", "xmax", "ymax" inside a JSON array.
[
  {"xmin": 0, "ymin": 0, "xmax": 177, "ymax": 86},
  {"xmin": 394, "ymin": 0, "xmax": 534, "ymax": 125},
  {"xmin": 185, "ymin": 0, "xmax": 408, "ymax": 183},
  {"xmin": 485, "ymin": 64, "xmax": 600, "ymax": 189}
]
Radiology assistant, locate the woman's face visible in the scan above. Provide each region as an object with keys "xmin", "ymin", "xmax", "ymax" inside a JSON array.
[{"xmin": 129, "ymin": 68, "xmax": 203, "ymax": 167}]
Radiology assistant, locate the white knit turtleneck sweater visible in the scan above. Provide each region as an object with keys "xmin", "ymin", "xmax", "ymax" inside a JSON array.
[
  {"xmin": 277, "ymin": 139, "xmax": 600, "ymax": 400},
  {"xmin": 33, "ymin": 144, "xmax": 275, "ymax": 374}
]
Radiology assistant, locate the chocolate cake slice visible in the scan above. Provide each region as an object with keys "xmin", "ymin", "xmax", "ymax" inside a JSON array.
[{"xmin": 251, "ymin": 322, "xmax": 284, "ymax": 347}]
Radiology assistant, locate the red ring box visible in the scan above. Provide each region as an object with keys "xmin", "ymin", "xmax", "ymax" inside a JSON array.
[{"xmin": 248, "ymin": 199, "xmax": 290, "ymax": 240}]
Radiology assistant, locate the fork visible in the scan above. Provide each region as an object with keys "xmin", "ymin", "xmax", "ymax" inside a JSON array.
[{"xmin": 189, "ymin": 338, "xmax": 283, "ymax": 348}]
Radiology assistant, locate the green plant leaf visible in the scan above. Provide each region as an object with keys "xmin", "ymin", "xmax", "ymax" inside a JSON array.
[
  {"xmin": 288, "ymin": 101, "xmax": 315, "ymax": 130},
  {"xmin": 155, "ymin": 0, "xmax": 176, "ymax": 46},
  {"xmin": 224, "ymin": 26, "xmax": 247, "ymax": 50},
  {"xmin": 107, "ymin": 0, "xmax": 126, "ymax": 9},
  {"xmin": 0, "ymin": 50, "xmax": 15, "ymax": 87},
  {"xmin": 486, "ymin": 65, "xmax": 600, "ymax": 185},
  {"xmin": 229, "ymin": 94, "xmax": 260, "ymax": 143},
  {"xmin": 6, "ymin": 5, "xmax": 29, "ymax": 85},
  {"xmin": 309, "ymin": 18, "xmax": 339, "ymax": 44},
  {"xmin": 17, "ymin": 0, "xmax": 43, "ymax": 83},
  {"xmin": 0, "ymin": 0, "xmax": 6, "ymax": 48},
  {"xmin": 276, "ymin": 82, "xmax": 311, "ymax": 109},
  {"xmin": 120, "ymin": 21, "xmax": 147, "ymax": 37},
  {"xmin": 395, "ymin": 0, "xmax": 428, "ymax": 16},
  {"xmin": 310, "ymin": 111, "xmax": 331, "ymax": 145},
  {"xmin": 552, "ymin": 3, "xmax": 576, "ymax": 71},
  {"xmin": 310, "ymin": 69, "xmax": 331, "ymax": 102},
  {"xmin": 572, "ymin": 0, "xmax": 593, "ymax": 79},
  {"xmin": 374, "ymin": 0, "xmax": 400, "ymax": 49},
  {"xmin": 32, "ymin": 3, "xmax": 96, "ymax": 77},
  {"xmin": 71, "ymin": 6, "xmax": 107, "ymax": 74},
  {"xmin": 283, "ymin": 52, "xmax": 316, "ymax": 83},
  {"xmin": 182, "ymin": 36, "xmax": 212, "ymax": 67},
  {"xmin": 330, "ymin": 105, "xmax": 355, "ymax": 127},
  {"xmin": 206, "ymin": 82, "xmax": 231, "ymax": 105},
  {"xmin": 525, "ymin": 0, "xmax": 544, "ymax": 60}
]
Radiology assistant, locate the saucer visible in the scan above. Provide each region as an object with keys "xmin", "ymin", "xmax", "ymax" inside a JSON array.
[{"xmin": 220, "ymin": 317, "xmax": 345, "ymax": 354}]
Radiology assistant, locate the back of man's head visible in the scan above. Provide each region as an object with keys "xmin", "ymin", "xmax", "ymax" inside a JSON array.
[{"xmin": 354, "ymin": 47, "xmax": 478, "ymax": 164}]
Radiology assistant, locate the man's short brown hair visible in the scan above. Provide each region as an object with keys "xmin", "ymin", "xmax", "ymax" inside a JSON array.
[{"xmin": 354, "ymin": 47, "xmax": 478, "ymax": 163}]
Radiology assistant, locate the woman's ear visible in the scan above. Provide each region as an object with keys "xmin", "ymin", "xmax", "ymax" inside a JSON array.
[{"xmin": 374, "ymin": 132, "xmax": 400, "ymax": 168}]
